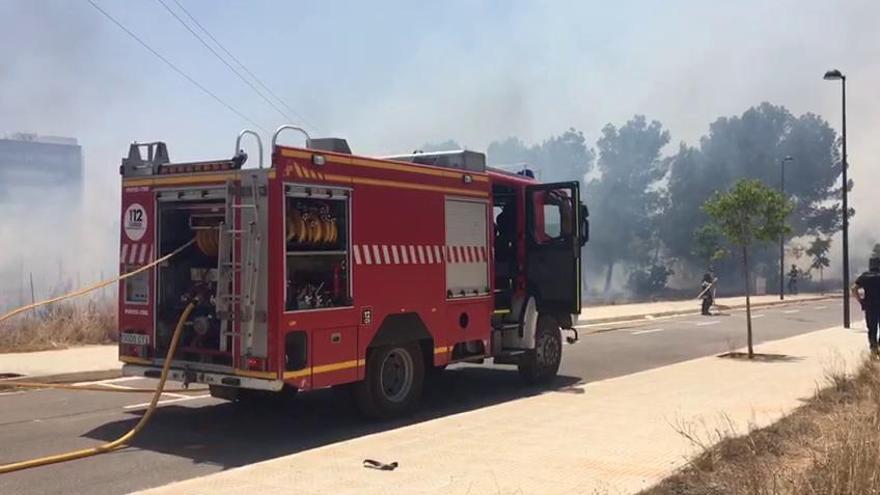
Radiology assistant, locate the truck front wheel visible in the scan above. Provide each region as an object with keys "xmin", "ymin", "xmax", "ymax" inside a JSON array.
[
  {"xmin": 518, "ymin": 316, "xmax": 562, "ymax": 384},
  {"xmin": 354, "ymin": 343, "xmax": 424, "ymax": 419}
]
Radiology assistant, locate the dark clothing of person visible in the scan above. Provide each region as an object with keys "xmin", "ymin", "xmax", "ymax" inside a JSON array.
[
  {"xmin": 788, "ymin": 268, "xmax": 799, "ymax": 295},
  {"xmin": 867, "ymin": 310, "xmax": 880, "ymax": 350},
  {"xmin": 700, "ymin": 274, "xmax": 715, "ymax": 315},
  {"xmin": 701, "ymin": 297, "xmax": 712, "ymax": 316},
  {"xmin": 854, "ymin": 269, "xmax": 880, "ymax": 350},
  {"xmin": 855, "ymin": 270, "xmax": 880, "ymax": 311}
]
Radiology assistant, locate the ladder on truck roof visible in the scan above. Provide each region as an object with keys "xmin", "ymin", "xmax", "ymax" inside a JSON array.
[{"xmin": 216, "ymin": 177, "xmax": 262, "ymax": 356}]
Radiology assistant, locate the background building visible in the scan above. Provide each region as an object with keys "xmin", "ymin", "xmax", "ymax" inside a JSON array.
[
  {"xmin": 0, "ymin": 133, "xmax": 85, "ymax": 311},
  {"xmin": 0, "ymin": 133, "xmax": 83, "ymax": 203}
]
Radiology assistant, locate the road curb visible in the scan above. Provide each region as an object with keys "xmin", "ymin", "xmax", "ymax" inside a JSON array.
[{"xmin": 579, "ymin": 294, "xmax": 840, "ymax": 328}]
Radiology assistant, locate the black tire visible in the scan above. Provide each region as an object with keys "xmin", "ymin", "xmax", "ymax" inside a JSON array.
[
  {"xmin": 354, "ymin": 343, "xmax": 425, "ymax": 419},
  {"xmin": 518, "ymin": 316, "xmax": 562, "ymax": 384}
]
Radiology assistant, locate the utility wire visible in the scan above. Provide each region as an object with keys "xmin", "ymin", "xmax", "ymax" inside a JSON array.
[
  {"xmin": 155, "ymin": 0, "xmax": 303, "ymax": 129},
  {"xmin": 86, "ymin": 0, "xmax": 268, "ymax": 133},
  {"xmin": 170, "ymin": 0, "xmax": 321, "ymax": 132}
]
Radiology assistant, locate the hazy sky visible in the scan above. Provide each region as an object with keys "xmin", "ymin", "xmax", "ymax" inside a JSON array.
[{"xmin": 2, "ymin": 0, "xmax": 879, "ymax": 276}]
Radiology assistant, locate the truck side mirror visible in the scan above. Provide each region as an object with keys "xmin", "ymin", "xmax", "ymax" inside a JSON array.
[{"xmin": 579, "ymin": 204, "xmax": 589, "ymax": 246}]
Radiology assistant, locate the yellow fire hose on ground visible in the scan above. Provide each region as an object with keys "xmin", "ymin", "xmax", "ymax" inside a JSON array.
[
  {"xmin": 0, "ymin": 239, "xmax": 199, "ymax": 474},
  {"xmin": 0, "ymin": 381, "xmax": 201, "ymax": 394}
]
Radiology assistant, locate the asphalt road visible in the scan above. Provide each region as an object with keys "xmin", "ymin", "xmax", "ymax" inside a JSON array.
[{"xmin": 0, "ymin": 298, "xmax": 862, "ymax": 495}]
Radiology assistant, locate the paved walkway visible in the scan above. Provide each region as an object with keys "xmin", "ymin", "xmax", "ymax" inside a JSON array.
[
  {"xmin": 135, "ymin": 323, "xmax": 867, "ymax": 495},
  {"xmin": 0, "ymin": 345, "xmax": 119, "ymax": 378},
  {"xmin": 579, "ymin": 292, "xmax": 835, "ymax": 324}
]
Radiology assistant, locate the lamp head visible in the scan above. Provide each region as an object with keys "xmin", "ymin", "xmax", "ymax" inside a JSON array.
[{"xmin": 823, "ymin": 69, "xmax": 844, "ymax": 81}]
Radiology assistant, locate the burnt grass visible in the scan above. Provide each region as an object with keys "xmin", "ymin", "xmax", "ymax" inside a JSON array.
[
  {"xmin": 641, "ymin": 359, "xmax": 880, "ymax": 495},
  {"xmin": 0, "ymin": 300, "xmax": 116, "ymax": 353}
]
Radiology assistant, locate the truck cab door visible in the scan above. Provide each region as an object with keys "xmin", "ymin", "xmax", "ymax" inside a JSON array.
[{"xmin": 525, "ymin": 181, "xmax": 583, "ymax": 314}]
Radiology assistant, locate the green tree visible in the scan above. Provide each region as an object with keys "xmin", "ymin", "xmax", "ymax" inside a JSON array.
[
  {"xmin": 587, "ymin": 115, "xmax": 670, "ymax": 292},
  {"xmin": 806, "ymin": 237, "xmax": 831, "ymax": 284},
  {"xmin": 703, "ymin": 179, "xmax": 793, "ymax": 358},
  {"xmin": 692, "ymin": 224, "xmax": 727, "ymax": 266},
  {"xmin": 663, "ymin": 103, "xmax": 846, "ymax": 283}
]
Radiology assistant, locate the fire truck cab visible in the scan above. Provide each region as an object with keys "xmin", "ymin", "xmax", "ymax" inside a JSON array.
[{"xmin": 118, "ymin": 126, "xmax": 588, "ymax": 418}]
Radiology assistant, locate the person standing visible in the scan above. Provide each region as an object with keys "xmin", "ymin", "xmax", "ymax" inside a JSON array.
[
  {"xmin": 700, "ymin": 270, "xmax": 716, "ymax": 316},
  {"xmin": 852, "ymin": 256, "xmax": 880, "ymax": 357},
  {"xmin": 788, "ymin": 264, "xmax": 799, "ymax": 295}
]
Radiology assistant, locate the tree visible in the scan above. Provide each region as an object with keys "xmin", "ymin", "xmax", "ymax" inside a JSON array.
[
  {"xmin": 872, "ymin": 243, "xmax": 880, "ymax": 259},
  {"xmin": 703, "ymin": 179, "xmax": 793, "ymax": 358},
  {"xmin": 691, "ymin": 224, "xmax": 727, "ymax": 266},
  {"xmin": 806, "ymin": 237, "xmax": 831, "ymax": 285},
  {"xmin": 487, "ymin": 128, "xmax": 594, "ymax": 183},
  {"xmin": 586, "ymin": 115, "xmax": 670, "ymax": 292},
  {"xmin": 663, "ymin": 103, "xmax": 846, "ymax": 284}
]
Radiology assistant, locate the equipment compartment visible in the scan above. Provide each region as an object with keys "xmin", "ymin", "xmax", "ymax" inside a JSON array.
[
  {"xmin": 284, "ymin": 185, "xmax": 351, "ymax": 311},
  {"xmin": 156, "ymin": 197, "xmax": 230, "ymax": 365}
]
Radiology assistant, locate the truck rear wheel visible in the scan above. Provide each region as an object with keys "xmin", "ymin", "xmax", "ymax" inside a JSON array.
[
  {"xmin": 354, "ymin": 343, "xmax": 424, "ymax": 419},
  {"xmin": 518, "ymin": 316, "xmax": 562, "ymax": 384}
]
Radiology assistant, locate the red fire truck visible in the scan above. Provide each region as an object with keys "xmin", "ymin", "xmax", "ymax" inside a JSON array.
[{"xmin": 118, "ymin": 126, "xmax": 588, "ymax": 418}]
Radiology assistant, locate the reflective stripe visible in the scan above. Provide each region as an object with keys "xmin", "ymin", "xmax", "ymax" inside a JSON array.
[
  {"xmin": 372, "ymin": 245, "xmax": 382, "ymax": 265},
  {"xmin": 353, "ymin": 245, "xmax": 362, "ymax": 264},
  {"xmin": 382, "ymin": 245, "xmax": 391, "ymax": 264},
  {"xmin": 363, "ymin": 245, "xmax": 372, "ymax": 264}
]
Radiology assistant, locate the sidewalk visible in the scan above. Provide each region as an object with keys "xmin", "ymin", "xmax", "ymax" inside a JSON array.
[
  {"xmin": 0, "ymin": 345, "xmax": 119, "ymax": 379},
  {"xmin": 579, "ymin": 292, "xmax": 836, "ymax": 325},
  {"xmin": 136, "ymin": 324, "xmax": 867, "ymax": 495}
]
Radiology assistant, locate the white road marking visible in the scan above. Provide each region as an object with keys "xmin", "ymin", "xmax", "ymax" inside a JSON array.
[
  {"xmin": 696, "ymin": 320, "xmax": 721, "ymax": 326},
  {"xmin": 96, "ymin": 382, "xmax": 138, "ymax": 391},
  {"xmin": 782, "ymin": 309, "xmax": 800, "ymax": 314},
  {"xmin": 71, "ymin": 376, "xmax": 142, "ymax": 386},
  {"xmin": 631, "ymin": 328, "xmax": 664, "ymax": 335},
  {"xmin": 813, "ymin": 305, "xmax": 827, "ymax": 310},
  {"xmin": 751, "ymin": 314, "xmax": 766, "ymax": 319},
  {"xmin": 124, "ymin": 394, "xmax": 211, "ymax": 410}
]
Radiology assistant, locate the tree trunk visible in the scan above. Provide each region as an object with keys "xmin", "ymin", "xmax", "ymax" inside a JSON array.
[
  {"xmin": 604, "ymin": 261, "xmax": 614, "ymax": 293},
  {"xmin": 743, "ymin": 247, "xmax": 754, "ymax": 359}
]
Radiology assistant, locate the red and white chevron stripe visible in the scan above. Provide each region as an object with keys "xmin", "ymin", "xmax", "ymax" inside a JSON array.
[
  {"xmin": 120, "ymin": 243, "xmax": 154, "ymax": 266},
  {"xmin": 352, "ymin": 245, "xmax": 487, "ymax": 265}
]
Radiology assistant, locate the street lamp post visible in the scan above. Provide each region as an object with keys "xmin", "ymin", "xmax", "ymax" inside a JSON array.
[
  {"xmin": 824, "ymin": 69, "xmax": 850, "ymax": 329},
  {"xmin": 779, "ymin": 156, "xmax": 793, "ymax": 300}
]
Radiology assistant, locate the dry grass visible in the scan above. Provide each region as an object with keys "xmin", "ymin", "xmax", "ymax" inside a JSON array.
[
  {"xmin": 642, "ymin": 359, "xmax": 880, "ymax": 495},
  {"xmin": 0, "ymin": 299, "xmax": 116, "ymax": 353}
]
